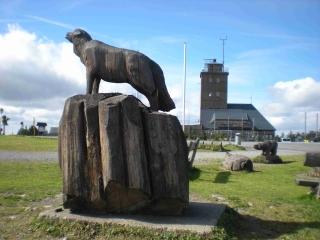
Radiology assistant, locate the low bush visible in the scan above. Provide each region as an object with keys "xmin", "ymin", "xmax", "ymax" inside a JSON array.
[{"xmin": 198, "ymin": 143, "xmax": 245, "ymax": 152}]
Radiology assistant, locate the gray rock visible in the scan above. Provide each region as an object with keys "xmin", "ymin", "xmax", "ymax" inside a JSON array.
[{"xmin": 223, "ymin": 152, "xmax": 253, "ymax": 171}]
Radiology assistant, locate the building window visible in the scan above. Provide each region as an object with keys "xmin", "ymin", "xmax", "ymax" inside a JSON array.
[
  {"xmin": 216, "ymin": 77, "xmax": 220, "ymax": 83},
  {"xmin": 209, "ymin": 77, "xmax": 212, "ymax": 82},
  {"xmin": 216, "ymin": 92, "xmax": 220, "ymax": 97},
  {"xmin": 209, "ymin": 92, "xmax": 212, "ymax": 97}
]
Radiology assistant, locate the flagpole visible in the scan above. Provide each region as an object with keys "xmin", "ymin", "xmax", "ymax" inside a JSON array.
[{"xmin": 183, "ymin": 42, "xmax": 187, "ymax": 131}]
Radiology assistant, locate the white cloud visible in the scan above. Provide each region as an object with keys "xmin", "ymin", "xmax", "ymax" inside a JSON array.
[
  {"xmin": 267, "ymin": 77, "xmax": 320, "ymax": 110},
  {"xmin": 261, "ymin": 77, "xmax": 320, "ymax": 134},
  {"xmin": 0, "ymin": 24, "xmax": 86, "ymax": 101},
  {"xmin": 0, "ymin": 24, "xmax": 195, "ymax": 135},
  {"xmin": 0, "ymin": 24, "xmax": 87, "ymax": 134}
]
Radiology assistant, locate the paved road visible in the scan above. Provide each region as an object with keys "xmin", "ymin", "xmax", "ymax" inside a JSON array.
[
  {"xmin": 199, "ymin": 140, "xmax": 320, "ymax": 152},
  {"xmin": 190, "ymin": 141, "xmax": 319, "ymax": 164},
  {"xmin": 0, "ymin": 141, "xmax": 318, "ymax": 162},
  {"xmin": 0, "ymin": 151, "xmax": 58, "ymax": 161}
]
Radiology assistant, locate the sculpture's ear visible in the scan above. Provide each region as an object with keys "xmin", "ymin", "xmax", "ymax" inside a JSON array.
[{"xmin": 73, "ymin": 29, "xmax": 82, "ymax": 36}]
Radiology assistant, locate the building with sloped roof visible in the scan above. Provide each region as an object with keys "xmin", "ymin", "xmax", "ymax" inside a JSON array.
[
  {"xmin": 36, "ymin": 122, "xmax": 48, "ymax": 135},
  {"xmin": 185, "ymin": 59, "xmax": 276, "ymax": 141},
  {"xmin": 49, "ymin": 127, "xmax": 59, "ymax": 136}
]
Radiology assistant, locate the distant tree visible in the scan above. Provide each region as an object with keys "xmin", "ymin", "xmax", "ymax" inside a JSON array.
[
  {"xmin": 189, "ymin": 131, "xmax": 196, "ymax": 140},
  {"xmin": 17, "ymin": 128, "xmax": 30, "ymax": 136},
  {"xmin": 183, "ymin": 130, "xmax": 188, "ymax": 139},
  {"xmin": 306, "ymin": 131, "xmax": 316, "ymax": 141},
  {"xmin": 257, "ymin": 134, "xmax": 264, "ymax": 142},
  {"xmin": 275, "ymin": 134, "xmax": 281, "ymax": 142},
  {"xmin": 220, "ymin": 132, "xmax": 226, "ymax": 140},
  {"xmin": 1, "ymin": 115, "xmax": 10, "ymax": 135},
  {"xmin": 29, "ymin": 126, "xmax": 38, "ymax": 136},
  {"xmin": 287, "ymin": 131, "xmax": 296, "ymax": 142},
  {"xmin": 200, "ymin": 131, "xmax": 207, "ymax": 140}
]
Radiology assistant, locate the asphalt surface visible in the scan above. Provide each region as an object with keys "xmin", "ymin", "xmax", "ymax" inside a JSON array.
[
  {"xmin": 0, "ymin": 151, "xmax": 58, "ymax": 161},
  {"xmin": 0, "ymin": 141, "xmax": 318, "ymax": 162}
]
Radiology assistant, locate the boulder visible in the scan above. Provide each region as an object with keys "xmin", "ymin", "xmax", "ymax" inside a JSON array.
[
  {"xmin": 223, "ymin": 152, "xmax": 253, "ymax": 171},
  {"xmin": 59, "ymin": 93, "xmax": 189, "ymax": 215}
]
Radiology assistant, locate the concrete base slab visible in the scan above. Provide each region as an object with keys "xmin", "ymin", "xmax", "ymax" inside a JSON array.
[{"xmin": 39, "ymin": 202, "xmax": 226, "ymax": 235}]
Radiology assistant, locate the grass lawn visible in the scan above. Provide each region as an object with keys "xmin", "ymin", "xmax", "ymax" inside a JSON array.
[
  {"xmin": 0, "ymin": 161, "xmax": 62, "ymax": 239},
  {"xmin": 190, "ymin": 155, "xmax": 320, "ymax": 239},
  {"xmin": 0, "ymin": 136, "xmax": 319, "ymax": 239},
  {"xmin": 0, "ymin": 135, "xmax": 58, "ymax": 152}
]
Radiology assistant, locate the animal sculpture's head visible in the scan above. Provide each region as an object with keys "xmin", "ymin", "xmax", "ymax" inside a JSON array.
[
  {"xmin": 253, "ymin": 143, "xmax": 263, "ymax": 150},
  {"xmin": 66, "ymin": 28, "xmax": 92, "ymax": 43}
]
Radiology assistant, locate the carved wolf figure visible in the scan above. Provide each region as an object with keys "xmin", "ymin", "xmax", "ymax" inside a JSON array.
[
  {"xmin": 254, "ymin": 140, "xmax": 278, "ymax": 156},
  {"xmin": 65, "ymin": 29, "xmax": 175, "ymax": 112}
]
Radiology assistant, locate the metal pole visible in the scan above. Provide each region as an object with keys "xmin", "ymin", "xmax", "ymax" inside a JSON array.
[
  {"xmin": 0, "ymin": 108, "xmax": 3, "ymax": 135},
  {"xmin": 253, "ymin": 118, "xmax": 255, "ymax": 140},
  {"xmin": 183, "ymin": 42, "xmax": 187, "ymax": 131},
  {"xmin": 242, "ymin": 117, "xmax": 243, "ymax": 134},
  {"xmin": 228, "ymin": 117, "xmax": 229, "ymax": 140},
  {"xmin": 305, "ymin": 112, "xmax": 307, "ymax": 139},
  {"xmin": 316, "ymin": 113, "xmax": 318, "ymax": 140},
  {"xmin": 220, "ymin": 36, "xmax": 227, "ymax": 66}
]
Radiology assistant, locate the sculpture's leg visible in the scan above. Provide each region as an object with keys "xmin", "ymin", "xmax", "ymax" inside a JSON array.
[
  {"xmin": 146, "ymin": 90, "xmax": 158, "ymax": 111},
  {"xmin": 86, "ymin": 70, "xmax": 95, "ymax": 94},
  {"xmin": 93, "ymin": 78, "xmax": 101, "ymax": 94},
  {"xmin": 273, "ymin": 143, "xmax": 278, "ymax": 156},
  {"xmin": 272, "ymin": 148, "xmax": 277, "ymax": 156},
  {"xmin": 266, "ymin": 149, "xmax": 270, "ymax": 156}
]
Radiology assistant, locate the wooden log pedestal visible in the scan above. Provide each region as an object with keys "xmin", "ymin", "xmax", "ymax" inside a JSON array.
[
  {"xmin": 295, "ymin": 152, "xmax": 320, "ymax": 198},
  {"xmin": 58, "ymin": 93, "xmax": 189, "ymax": 215}
]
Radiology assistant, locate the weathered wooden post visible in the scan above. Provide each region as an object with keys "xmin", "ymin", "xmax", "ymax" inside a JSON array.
[
  {"xmin": 188, "ymin": 137, "xmax": 200, "ymax": 169},
  {"xmin": 59, "ymin": 94, "xmax": 189, "ymax": 215},
  {"xmin": 295, "ymin": 152, "xmax": 320, "ymax": 198}
]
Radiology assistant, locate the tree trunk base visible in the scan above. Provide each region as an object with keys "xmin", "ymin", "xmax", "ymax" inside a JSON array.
[{"xmin": 59, "ymin": 94, "xmax": 189, "ymax": 215}]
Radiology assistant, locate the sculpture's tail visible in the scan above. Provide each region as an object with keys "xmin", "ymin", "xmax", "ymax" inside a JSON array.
[{"xmin": 151, "ymin": 61, "xmax": 176, "ymax": 112}]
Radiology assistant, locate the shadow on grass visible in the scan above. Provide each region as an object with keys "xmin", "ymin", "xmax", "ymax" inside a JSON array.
[
  {"xmin": 214, "ymin": 172, "xmax": 231, "ymax": 184},
  {"xmin": 219, "ymin": 206, "xmax": 320, "ymax": 239},
  {"xmin": 188, "ymin": 168, "xmax": 201, "ymax": 181},
  {"xmin": 280, "ymin": 161, "xmax": 295, "ymax": 164},
  {"xmin": 235, "ymin": 213, "xmax": 320, "ymax": 239}
]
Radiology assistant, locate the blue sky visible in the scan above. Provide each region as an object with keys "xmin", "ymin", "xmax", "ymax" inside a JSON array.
[{"xmin": 0, "ymin": 0, "xmax": 319, "ymax": 136}]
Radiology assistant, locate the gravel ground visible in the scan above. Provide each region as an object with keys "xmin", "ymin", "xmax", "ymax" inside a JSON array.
[
  {"xmin": 0, "ymin": 148, "xmax": 304, "ymax": 164},
  {"xmin": 192, "ymin": 149, "xmax": 305, "ymax": 165},
  {"xmin": 0, "ymin": 151, "xmax": 58, "ymax": 162}
]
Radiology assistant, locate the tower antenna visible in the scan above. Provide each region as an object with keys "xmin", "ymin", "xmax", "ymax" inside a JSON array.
[{"xmin": 220, "ymin": 36, "xmax": 227, "ymax": 66}]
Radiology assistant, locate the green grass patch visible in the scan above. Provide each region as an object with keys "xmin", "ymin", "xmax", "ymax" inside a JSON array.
[
  {"xmin": 30, "ymin": 217, "xmax": 228, "ymax": 240},
  {"xmin": 0, "ymin": 161, "xmax": 61, "ymax": 208},
  {"xmin": 0, "ymin": 161, "xmax": 62, "ymax": 239},
  {"xmin": 223, "ymin": 144, "xmax": 246, "ymax": 151},
  {"xmin": 251, "ymin": 155, "xmax": 268, "ymax": 163},
  {"xmin": 1, "ymin": 154, "xmax": 320, "ymax": 239},
  {"xmin": 198, "ymin": 143, "xmax": 245, "ymax": 152},
  {"xmin": 190, "ymin": 155, "xmax": 320, "ymax": 239},
  {"xmin": 0, "ymin": 135, "xmax": 58, "ymax": 152},
  {"xmin": 252, "ymin": 155, "xmax": 283, "ymax": 164}
]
